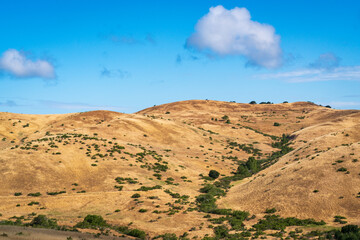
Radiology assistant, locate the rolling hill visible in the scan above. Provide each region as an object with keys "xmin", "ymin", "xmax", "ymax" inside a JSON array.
[{"xmin": 0, "ymin": 100, "xmax": 359, "ymax": 239}]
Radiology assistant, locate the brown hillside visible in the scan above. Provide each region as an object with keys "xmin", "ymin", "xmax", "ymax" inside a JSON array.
[
  {"xmin": 0, "ymin": 100, "xmax": 359, "ymax": 238},
  {"xmin": 137, "ymin": 100, "xmax": 358, "ymax": 136},
  {"xmin": 218, "ymin": 112, "xmax": 360, "ymax": 225}
]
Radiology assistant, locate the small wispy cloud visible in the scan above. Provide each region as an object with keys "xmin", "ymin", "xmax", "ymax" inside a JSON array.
[
  {"xmin": 100, "ymin": 67, "xmax": 130, "ymax": 79},
  {"xmin": 309, "ymin": 52, "xmax": 341, "ymax": 70},
  {"xmin": 175, "ymin": 53, "xmax": 200, "ymax": 64},
  {"xmin": 100, "ymin": 33, "xmax": 157, "ymax": 46},
  {"xmin": 0, "ymin": 100, "xmax": 18, "ymax": 107},
  {"xmin": 258, "ymin": 65, "xmax": 360, "ymax": 83},
  {"xmin": 343, "ymin": 94, "xmax": 360, "ymax": 98},
  {"xmin": 145, "ymin": 33, "xmax": 156, "ymax": 45},
  {"xmin": 175, "ymin": 54, "xmax": 182, "ymax": 64},
  {"xmin": 39, "ymin": 100, "xmax": 125, "ymax": 111},
  {"xmin": 0, "ymin": 49, "xmax": 55, "ymax": 79},
  {"xmin": 326, "ymin": 101, "xmax": 360, "ymax": 108},
  {"xmin": 109, "ymin": 35, "xmax": 139, "ymax": 45}
]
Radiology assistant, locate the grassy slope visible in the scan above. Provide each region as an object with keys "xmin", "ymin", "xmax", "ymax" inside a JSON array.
[{"xmin": 0, "ymin": 100, "xmax": 359, "ymax": 237}]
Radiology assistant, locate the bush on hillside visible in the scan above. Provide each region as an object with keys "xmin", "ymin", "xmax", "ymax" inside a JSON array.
[
  {"xmin": 75, "ymin": 215, "xmax": 108, "ymax": 229},
  {"xmin": 208, "ymin": 170, "xmax": 220, "ymax": 179},
  {"xmin": 29, "ymin": 215, "xmax": 58, "ymax": 229}
]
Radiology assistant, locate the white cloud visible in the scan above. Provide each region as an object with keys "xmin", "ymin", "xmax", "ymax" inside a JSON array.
[
  {"xmin": 186, "ymin": 5, "xmax": 282, "ymax": 68},
  {"xmin": 259, "ymin": 66, "xmax": 360, "ymax": 82},
  {"xmin": 0, "ymin": 49, "xmax": 55, "ymax": 79}
]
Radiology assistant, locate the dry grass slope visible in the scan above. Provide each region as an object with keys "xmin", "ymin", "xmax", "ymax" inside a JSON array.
[{"xmin": 0, "ymin": 100, "xmax": 359, "ymax": 238}]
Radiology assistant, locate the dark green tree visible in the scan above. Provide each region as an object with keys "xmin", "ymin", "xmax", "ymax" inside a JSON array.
[
  {"xmin": 209, "ymin": 170, "xmax": 220, "ymax": 179},
  {"xmin": 246, "ymin": 157, "xmax": 260, "ymax": 173}
]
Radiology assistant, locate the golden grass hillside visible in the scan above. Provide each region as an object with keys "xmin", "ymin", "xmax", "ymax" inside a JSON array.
[{"xmin": 0, "ymin": 100, "xmax": 359, "ymax": 238}]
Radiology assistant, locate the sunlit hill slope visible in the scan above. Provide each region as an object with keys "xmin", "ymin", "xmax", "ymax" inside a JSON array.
[{"xmin": 0, "ymin": 100, "xmax": 359, "ymax": 238}]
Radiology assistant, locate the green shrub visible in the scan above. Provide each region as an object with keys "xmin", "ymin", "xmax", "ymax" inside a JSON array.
[
  {"xmin": 154, "ymin": 233, "xmax": 178, "ymax": 240},
  {"xmin": 46, "ymin": 191, "xmax": 66, "ymax": 196},
  {"xmin": 114, "ymin": 185, "xmax": 123, "ymax": 191},
  {"xmin": 210, "ymin": 208, "xmax": 232, "ymax": 215},
  {"xmin": 131, "ymin": 193, "xmax": 141, "ymax": 198},
  {"xmin": 253, "ymin": 214, "xmax": 325, "ymax": 231},
  {"xmin": 115, "ymin": 177, "xmax": 139, "ymax": 184},
  {"xmin": 196, "ymin": 194, "xmax": 217, "ymax": 213},
  {"xmin": 199, "ymin": 184, "xmax": 225, "ymax": 197},
  {"xmin": 136, "ymin": 185, "xmax": 162, "ymax": 191},
  {"xmin": 337, "ymin": 167, "xmax": 347, "ymax": 172},
  {"xmin": 127, "ymin": 229, "xmax": 147, "ymax": 239},
  {"xmin": 214, "ymin": 225, "xmax": 229, "ymax": 238},
  {"xmin": 236, "ymin": 164, "xmax": 251, "ymax": 177},
  {"xmin": 27, "ymin": 192, "xmax": 41, "ymax": 197},
  {"xmin": 265, "ymin": 208, "xmax": 277, "ymax": 214},
  {"xmin": 153, "ymin": 173, "xmax": 162, "ymax": 180},
  {"xmin": 341, "ymin": 225, "xmax": 359, "ymax": 233},
  {"xmin": 29, "ymin": 215, "xmax": 58, "ymax": 228},
  {"xmin": 236, "ymin": 156, "xmax": 260, "ymax": 176},
  {"xmin": 75, "ymin": 215, "xmax": 108, "ymax": 229},
  {"xmin": 231, "ymin": 210, "xmax": 250, "ymax": 221},
  {"xmin": 334, "ymin": 216, "xmax": 347, "ymax": 224},
  {"xmin": 221, "ymin": 115, "xmax": 229, "ymax": 121},
  {"xmin": 28, "ymin": 201, "xmax": 39, "ymax": 206},
  {"xmin": 333, "ymin": 225, "xmax": 360, "ymax": 239},
  {"xmin": 273, "ymin": 122, "xmax": 280, "ymax": 127},
  {"xmin": 208, "ymin": 170, "xmax": 220, "ymax": 179},
  {"xmin": 246, "ymin": 157, "xmax": 260, "ymax": 173},
  {"xmin": 117, "ymin": 226, "xmax": 146, "ymax": 239}
]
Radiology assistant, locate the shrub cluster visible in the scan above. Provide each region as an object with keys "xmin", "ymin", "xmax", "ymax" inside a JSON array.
[
  {"xmin": 253, "ymin": 214, "xmax": 325, "ymax": 231},
  {"xmin": 29, "ymin": 215, "xmax": 58, "ymax": 229},
  {"xmin": 74, "ymin": 215, "xmax": 108, "ymax": 229}
]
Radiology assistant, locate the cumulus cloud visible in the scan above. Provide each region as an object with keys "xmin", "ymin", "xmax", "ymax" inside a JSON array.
[
  {"xmin": 258, "ymin": 66, "xmax": 360, "ymax": 83},
  {"xmin": 186, "ymin": 5, "xmax": 282, "ymax": 68},
  {"xmin": 309, "ymin": 52, "xmax": 341, "ymax": 70},
  {"xmin": 0, "ymin": 49, "xmax": 55, "ymax": 79}
]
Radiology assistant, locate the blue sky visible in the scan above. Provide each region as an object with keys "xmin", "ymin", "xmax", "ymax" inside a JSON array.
[{"xmin": 1, "ymin": 0, "xmax": 360, "ymax": 114}]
